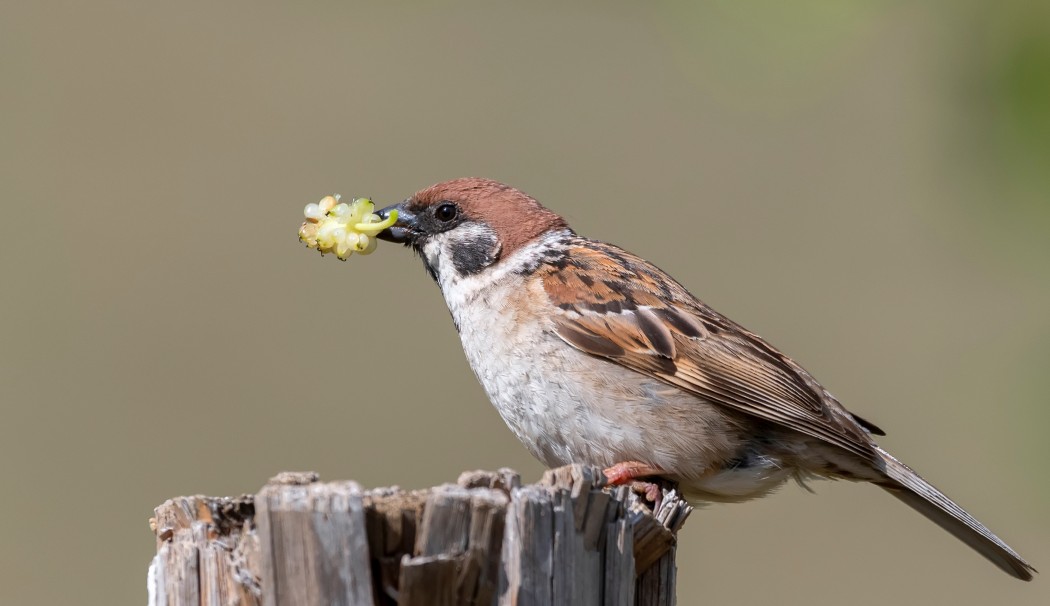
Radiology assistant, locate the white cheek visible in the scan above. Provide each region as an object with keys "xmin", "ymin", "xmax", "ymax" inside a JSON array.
[{"xmin": 422, "ymin": 237, "xmax": 443, "ymax": 271}]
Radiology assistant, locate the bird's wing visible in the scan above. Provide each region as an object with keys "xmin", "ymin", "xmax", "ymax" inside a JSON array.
[{"xmin": 542, "ymin": 240, "xmax": 880, "ymax": 461}]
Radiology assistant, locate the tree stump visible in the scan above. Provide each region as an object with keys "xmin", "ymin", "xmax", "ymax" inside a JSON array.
[{"xmin": 148, "ymin": 465, "xmax": 692, "ymax": 606}]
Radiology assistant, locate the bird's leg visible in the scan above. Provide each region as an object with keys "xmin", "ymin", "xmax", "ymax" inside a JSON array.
[
  {"xmin": 603, "ymin": 461, "xmax": 671, "ymax": 509},
  {"xmin": 603, "ymin": 461, "xmax": 665, "ymax": 485}
]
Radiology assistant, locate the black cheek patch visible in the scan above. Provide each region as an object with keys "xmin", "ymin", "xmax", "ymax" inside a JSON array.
[{"xmin": 451, "ymin": 231, "xmax": 500, "ymax": 276}]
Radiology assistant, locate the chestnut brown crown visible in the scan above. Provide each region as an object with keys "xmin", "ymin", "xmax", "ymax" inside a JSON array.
[{"xmin": 409, "ymin": 177, "xmax": 571, "ymax": 256}]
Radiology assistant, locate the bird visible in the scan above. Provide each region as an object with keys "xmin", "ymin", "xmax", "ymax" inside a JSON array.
[{"xmin": 373, "ymin": 177, "xmax": 1035, "ymax": 581}]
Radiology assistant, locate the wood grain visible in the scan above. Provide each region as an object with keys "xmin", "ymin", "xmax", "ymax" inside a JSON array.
[{"xmin": 149, "ymin": 465, "xmax": 692, "ymax": 606}]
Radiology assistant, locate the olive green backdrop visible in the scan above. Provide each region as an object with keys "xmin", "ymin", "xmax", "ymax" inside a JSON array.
[{"xmin": 2, "ymin": 2, "xmax": 1048, "ymax": 604}]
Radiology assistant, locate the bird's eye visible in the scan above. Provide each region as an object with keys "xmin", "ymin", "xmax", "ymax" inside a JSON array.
[{"xmin": 434, "ymin": 202, "xmax": 458, "ymax": 223}]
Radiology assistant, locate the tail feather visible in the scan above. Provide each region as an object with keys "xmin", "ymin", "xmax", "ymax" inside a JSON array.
[{"xmin": 875, "ymin": 446, "xmax": 1035, "ymax": 581}]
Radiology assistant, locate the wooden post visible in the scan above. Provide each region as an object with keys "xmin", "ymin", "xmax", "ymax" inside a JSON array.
[{"xmin": 148, "ymin": 465, "xmax": 691, "ymax": 606}]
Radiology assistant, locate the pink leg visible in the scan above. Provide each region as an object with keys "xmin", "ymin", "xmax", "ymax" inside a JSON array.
[{"xmin": 603, "ymin": 461, "xmax": 666, "ymax": 486}]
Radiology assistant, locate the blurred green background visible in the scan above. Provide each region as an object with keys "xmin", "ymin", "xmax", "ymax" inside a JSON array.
[{"xmin": 2, "ymin": 1, "xmax": 1048, "ymax": 604}]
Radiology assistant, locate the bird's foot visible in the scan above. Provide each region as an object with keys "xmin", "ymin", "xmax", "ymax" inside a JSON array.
[
  {"xmin": 603, "ymin": 461, "xmax": 672, "ymax": 510},
  {"xmin": 630, "ymin": 481, "xmax": 665, "ymax": 510}
]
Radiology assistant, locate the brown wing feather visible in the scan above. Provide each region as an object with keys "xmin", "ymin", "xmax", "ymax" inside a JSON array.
[{"xmin": 544, "ymin": 240, "xmax": 879, "ymax": 461}]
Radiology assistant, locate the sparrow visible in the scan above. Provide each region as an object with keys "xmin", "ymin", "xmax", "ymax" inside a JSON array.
[{"xmin": 373, "ymin": 177, "xmax": 1034, "ymax": 581}]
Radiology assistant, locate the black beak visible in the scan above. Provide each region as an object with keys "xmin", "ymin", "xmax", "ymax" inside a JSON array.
[{"xmin": 375, "ymin": 202, "xmax": 419, "ymax": 244}]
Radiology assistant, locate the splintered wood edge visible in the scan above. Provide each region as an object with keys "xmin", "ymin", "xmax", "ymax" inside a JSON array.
[
  {"xmin": 149, "ymin": 465, "xmax": 693, "ymax": 600},
  {"xmin": 535, "ymin": 465, "xmax": 694, "ymax": 573},
  {"xmin": 149, "ymin": 495, "xmax": 262, "ymax": 606},
  {"xmin": 149, "ymin": 468, "xmax": 692, "ymax": 554},
  {"xmin": 150, "ymin": 495, "xmax": 255, "ymax": 547},
  {"xmin": 150, "ymin": 467, "xmax": 689, "ymax": 542}
]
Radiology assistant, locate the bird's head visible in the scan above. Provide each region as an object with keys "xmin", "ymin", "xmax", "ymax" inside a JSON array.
[{"xmin": 376, "ymin": 177, "xmax": 570, "ymax": 281}]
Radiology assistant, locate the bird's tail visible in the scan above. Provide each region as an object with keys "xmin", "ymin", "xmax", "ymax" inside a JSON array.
[{"xmin": 874, "ymin": 446, "xmax": 1035, "ymax": 581}]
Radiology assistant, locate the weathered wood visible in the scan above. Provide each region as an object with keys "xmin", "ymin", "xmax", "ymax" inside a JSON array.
[
  {"xmin": 255, "ymin": 473, "xmax": 374, "ymax": 606},
  {"xmin": 149, "ymin": 465, "xmax": 692, "ymax": 606},
  {"xmin": 604, "ymin": 519, "xmax": 635, "ymax": 606},
  {"xmin": 149, "ymin": 495, "xmax": 260, "ymax": 606},
  {"xmin": 462, "ymin": 489, "xmax": 508, "ymax": 605},
  {"xmin": 397, "ymin": 554, "xmax": 460, "ymax": 606},
  {"xmin": 501, "ymin": 485, "xmax": 554, "ymax": 606},
  {"xmin": 635, "ymin": 550, "xmax": 677, "ymax": 606}
]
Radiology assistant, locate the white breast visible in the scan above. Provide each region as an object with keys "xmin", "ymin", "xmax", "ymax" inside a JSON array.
[
  {"xmin": 429, "ymin": 231, "xmax": 745, "ymax": 481},
  {"xmin": 434, "ymin": 231, "xmax": 596, "ymax": 466}
]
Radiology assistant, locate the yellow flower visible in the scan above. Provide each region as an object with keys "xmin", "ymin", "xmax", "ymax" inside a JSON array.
[{"xmin": 299, "ymin": 195, "xmax": 398, "ymax": 260}]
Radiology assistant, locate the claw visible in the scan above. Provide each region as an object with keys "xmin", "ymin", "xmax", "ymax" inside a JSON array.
[{"xmin": 631, "ymin": 481, "xmax": 665, "ymax": 511}]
